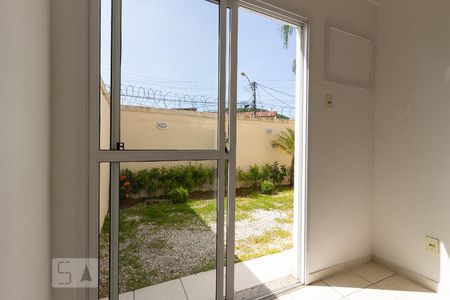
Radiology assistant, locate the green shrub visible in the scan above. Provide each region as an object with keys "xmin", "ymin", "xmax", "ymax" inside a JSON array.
[
  {"xmin": 163, "ymin": 166, "xmax": 179, "ymax": 192},
  {"xmin": 260, "ymin": 164, "xmax": 271, "ymax": 181},
  {"xmin": 122, "ymin": 162, "xmax": 287, "ymax": 198},
  {"xmin": 136, "ymin": 168, "xmax": 160, "ymax": 197},
  {"xmin": 128, "ymin": 163, "xmax": 215, "ymax": 198},
  {"xmin": 260, "ymin": 180, "xmax": 275, "ymax": 194},
  {"xmin": 119, "ymin": 169, "xmax": 140, "ymax": 201},
  {"xmin": 187, "ymin": 163, "xmax": 214, "ymax": 191},
  {"xmin": 236, "ymin": 167, "xmax": 246, "ymax": 184},
  {"xmin": 237, "ymin": 162, "xmax": 288, "ymax": 189},
  {"xmin": 119, "ymin": 172, "xmax": 132, "ymax": 202},
  {"xmin": 160, "ymin": 164, "xmax": 213, "ymax": 193},
  {"xmin": 247, "ymin": 165, "xmax": 262, "ymax": 187},
  {"xmin": 121, "ymin": 169, "xmax": 138, "ymax": 192},
  {"xmin": 237, "ymin": 164, "xmax": 263, "ymax": 188},
  {"xmin": 268, "ymin": 161, "xmax": 288, "ymax": 185},
  {"xmin": 169, "ymin": 187, "xmax": 189, "ymax": 203}
]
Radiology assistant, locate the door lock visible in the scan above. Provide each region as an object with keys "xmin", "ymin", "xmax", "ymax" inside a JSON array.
[{"xmin": 117, "ymin": 142, "xmax": 125, "ymax": 150}]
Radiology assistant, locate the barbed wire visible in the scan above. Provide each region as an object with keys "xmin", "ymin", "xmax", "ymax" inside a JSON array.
[{"xmin": 104, "ymin": 83, "xmax": 295, "ymax": 119}]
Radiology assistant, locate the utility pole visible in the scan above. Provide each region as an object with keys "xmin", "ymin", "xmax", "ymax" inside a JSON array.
[
  {"xmin": 250, "ymin": 81, "xmax": 257, "ymax": 117},
  {"xmin": 241, "ymin": 72, "xmax": 258, "ymax": 117}
]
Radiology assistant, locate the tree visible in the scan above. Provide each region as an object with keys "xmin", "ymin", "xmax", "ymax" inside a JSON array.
[
  {"xmin": 271, "ymin": 128, "xmax": 295, "ymax": 186},
  {"xmin": 280, "ymin": 25, "xmax": 296, "ymax": 73},
  {"xmin": 281, "ymin": 24, "xmax": 294, "ymax": 48}
]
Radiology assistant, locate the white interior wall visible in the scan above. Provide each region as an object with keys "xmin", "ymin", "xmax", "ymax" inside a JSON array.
[
  {"xmin": 272, "ymin": 0, "xmax": 377, "ymax": 276},
  {"xmin": 0, "ymin": 1, "xmax": 51, "ymax": 299},
  {"xmin": 374, "ymin": 0, "xmax": 450, "ymax": 289}
]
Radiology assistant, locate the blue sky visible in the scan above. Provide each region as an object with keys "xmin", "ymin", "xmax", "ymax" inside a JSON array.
[{"xmin": 101, "ymin": 0, "xmax": 296, "ymax": 115}]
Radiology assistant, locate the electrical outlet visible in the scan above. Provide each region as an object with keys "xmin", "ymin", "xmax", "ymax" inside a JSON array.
[
  {"xmin": 325, "ymin": 94, "xmax": 333, "ymax": 110},
  {"xmin": 425, "ymin": 236, "xmax": 440, "ymax": 255}
]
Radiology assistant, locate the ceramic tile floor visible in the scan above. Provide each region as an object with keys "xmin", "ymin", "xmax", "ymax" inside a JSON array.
[
  {"xmin": 277, "ymin": 262, "xmax": 448, "ymax": 300},
  {"xmin": 103, "ymin": 260, "xmax": 449, "ymax": 300},
  {"xmin": 102, "ymin": 250, "xmax": 295, "ymax": 300}
]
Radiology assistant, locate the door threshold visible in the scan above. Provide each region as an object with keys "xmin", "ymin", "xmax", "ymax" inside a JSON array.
[{"xmin": 235, "ymin": 275, "xmax": 303, "ymax": 300}]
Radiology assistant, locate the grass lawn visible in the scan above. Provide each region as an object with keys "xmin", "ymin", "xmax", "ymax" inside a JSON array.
[{"xmin": 99, "ymin": 187, "xmax": 293, "ymax": 297}]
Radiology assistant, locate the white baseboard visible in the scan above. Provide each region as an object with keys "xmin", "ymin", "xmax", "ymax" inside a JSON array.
[
  {"xmin": 306, "ymin": 254, "xmax": 450, "ymax": 294},
  {"xmin": 373, "ymin": 255, "xmax": 440, "ymax": 292},
  {"xmin": 306, "ymin": 255, "xmax": 372, "ymax": 284}
]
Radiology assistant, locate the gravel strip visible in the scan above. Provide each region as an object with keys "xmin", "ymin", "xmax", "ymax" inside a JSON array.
[{"xmin": 99, "ymin": 206, "xmax": 293, "ymax": 296}]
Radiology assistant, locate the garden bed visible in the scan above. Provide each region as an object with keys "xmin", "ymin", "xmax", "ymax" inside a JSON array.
[{"xmin": 99, "ymin": 187, "xmax": 293, "ymax": 297}]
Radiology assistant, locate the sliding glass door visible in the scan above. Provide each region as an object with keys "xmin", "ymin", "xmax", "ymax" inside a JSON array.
[{"xmin": 90, "ymin": 1, "xmax": 308, "ymax": 299}]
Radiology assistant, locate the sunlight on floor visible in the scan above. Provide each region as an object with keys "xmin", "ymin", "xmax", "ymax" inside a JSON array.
[
  {"xmin": 103, "ymin": 260, "xmax": 450, "ymax": 300},
  {"xmin": 277, "ymin": 262, "xmax": 449, "ymax": 300}
]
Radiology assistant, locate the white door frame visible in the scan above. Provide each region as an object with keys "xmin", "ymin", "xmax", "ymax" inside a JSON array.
[
  {"xmin": 228, "ymin": 1, "xmax": 310, "ymax": 295},
  {"xmin": 87, "ymin": 1, "xmax": 310, "ymax": 299}
]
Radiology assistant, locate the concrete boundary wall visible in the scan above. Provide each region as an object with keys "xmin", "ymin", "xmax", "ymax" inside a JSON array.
[{"xmin": 99, "ymin": 83, "xmax": 294, "ymax": 228}]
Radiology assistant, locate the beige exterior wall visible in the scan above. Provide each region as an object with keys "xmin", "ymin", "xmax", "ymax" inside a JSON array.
[
  {"xmin": 99, "ymin": 85, "xmax": 294, "ymax": 228},
  {"xmin": 99, "ymin": 83, "xmax": 111, "ymax": 230},
  {"xmin": 121, "ymin": 106, "xmax": 217, "ymax": 150},
  {"xmin": 235, "ymin": 118, "xmax": 293, "ymax": 169},
  {"xmin": 120, "ymin": 105, "xmax": 293, "ymax": 171}
]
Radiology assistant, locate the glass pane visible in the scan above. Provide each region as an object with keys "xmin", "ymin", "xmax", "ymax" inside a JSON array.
[
  {"xmin": 100, "ymin": 0, "xmax": 111, "ymax": 150},
  {"xmin": 119, "ymin": 0, "xmax": 219, "ymax": 150},
  {"xmin": 234, "ymin": 8, "xmax": 299, "ymax": 298},
  {"xmin": 107, "ymin": 161, "xmax": 218, "ymax": 297},
  {"xmin": 99, "ymin": 162, "xmax": 110, "ymax": 299}
]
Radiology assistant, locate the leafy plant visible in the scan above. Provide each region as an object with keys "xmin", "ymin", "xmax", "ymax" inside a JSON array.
[
  {"xmin": 236, "ymin": 164, "xmax": 261, "ymax": 188},
  {"xmin": 119, "ymin": 173, "xmax": 132, "ymax": 202},
  {"xmin": 125, "ymin": 163, "xmax": 215, "ymax": 199},
  {"xmin": 136, "ymin": 168, "xmax": 160, "ymax": 198},
  {"xmin": 236, "ymin": 167, "xmax": 247, "ymax": 183},
  {"xmin": 280, "ymin": 24, "xmax": 296, "ymax": 73},
  {"xmin": 121, "ymin": 169, "xmax": 138, "ymax": 192},
  {"xmin": 268, "ymin": 161, "xmax": 288, "ymax": 185},
  {"xmin": 169, "ymin": 187, "xmax": 189, "ymax": 204},
  {"xmin": 237, "ymin": 162, "xmax": 288, "ymax": 189},
  {"xmin": 260, "ymin": 164, "xmax": 271, "ymax": 182},
  {"xmin": 160, "ymin": 165, "xmax": 191, "ymax": 192},
  {"xmin": 188, "ymin": 163, "xmax": 214, "ymax": 190},
  {"xmin": 271, "ymin": 128, "xmax": 295, "ymax": 186},
  {"xmin": 260, "ymin": 180, "xmax": 275, "ymax": 195},
  {"xmin": 159, "ymin": 164, "xmax": 214, "ymax": 193},
  {"xmin": 247, "ymin": 165, "xmax": 261, "ymax": 188}
]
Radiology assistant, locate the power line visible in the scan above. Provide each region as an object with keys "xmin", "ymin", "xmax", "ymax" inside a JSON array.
[
  {"xmin": 258, "ymin": 85, "xmax": 294, "ymax": 108},
  {"xmin": 103, "ymin": 83, "xmax": 295, "ymax": 118},
  {"xmin": 257, "ymin": 83, "xmax": 295, "ymax": 98}
]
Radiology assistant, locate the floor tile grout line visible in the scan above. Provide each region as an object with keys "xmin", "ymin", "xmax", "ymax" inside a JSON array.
[
  {"xmin": 179, "ymin": 278, "xmax": 190, "ymax": 300},
  {"xmin": 322, "ymin": 273, "xmax": 371, "ymax": 297},
  {"xmin": 348, "ymin": 270, "xmax": 378, "ymax": 287},
  {"xmin": 349, "ymin": 268, "xmax": 397, "ymax": 286},
  {"xmin": 320, "ymin": 279, "xmax": 347, "ymax": 297},
  {"xmin": 339, "ymin": 272, "xmax": 399, "ymax": 300},
  {"xmin": 370, "ymin": 272, "xmax": 397, "ymax": 286},
  {"xmin": 322, "ymin": 268, "xmax": 396, "ymax": 299}
]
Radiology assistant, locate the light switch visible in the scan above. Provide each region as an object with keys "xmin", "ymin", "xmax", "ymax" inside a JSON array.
[
  {"xmin": 425, "ymin": 236, "xmax": 440, "ymax": 255},
  {"xmin": 325, "ymin": 94, "xmax": 333, "ymax": 110}
]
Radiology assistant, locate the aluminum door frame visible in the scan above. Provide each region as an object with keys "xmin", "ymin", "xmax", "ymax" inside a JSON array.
[{"xmin": 87, "ymin": 1, "xmax": 309, "ymax": 299}]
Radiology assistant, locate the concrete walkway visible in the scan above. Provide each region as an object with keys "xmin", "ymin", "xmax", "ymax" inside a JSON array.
[{"xmin": 107, "ymin": 249, "xmax": 297, "ymax": 300}]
